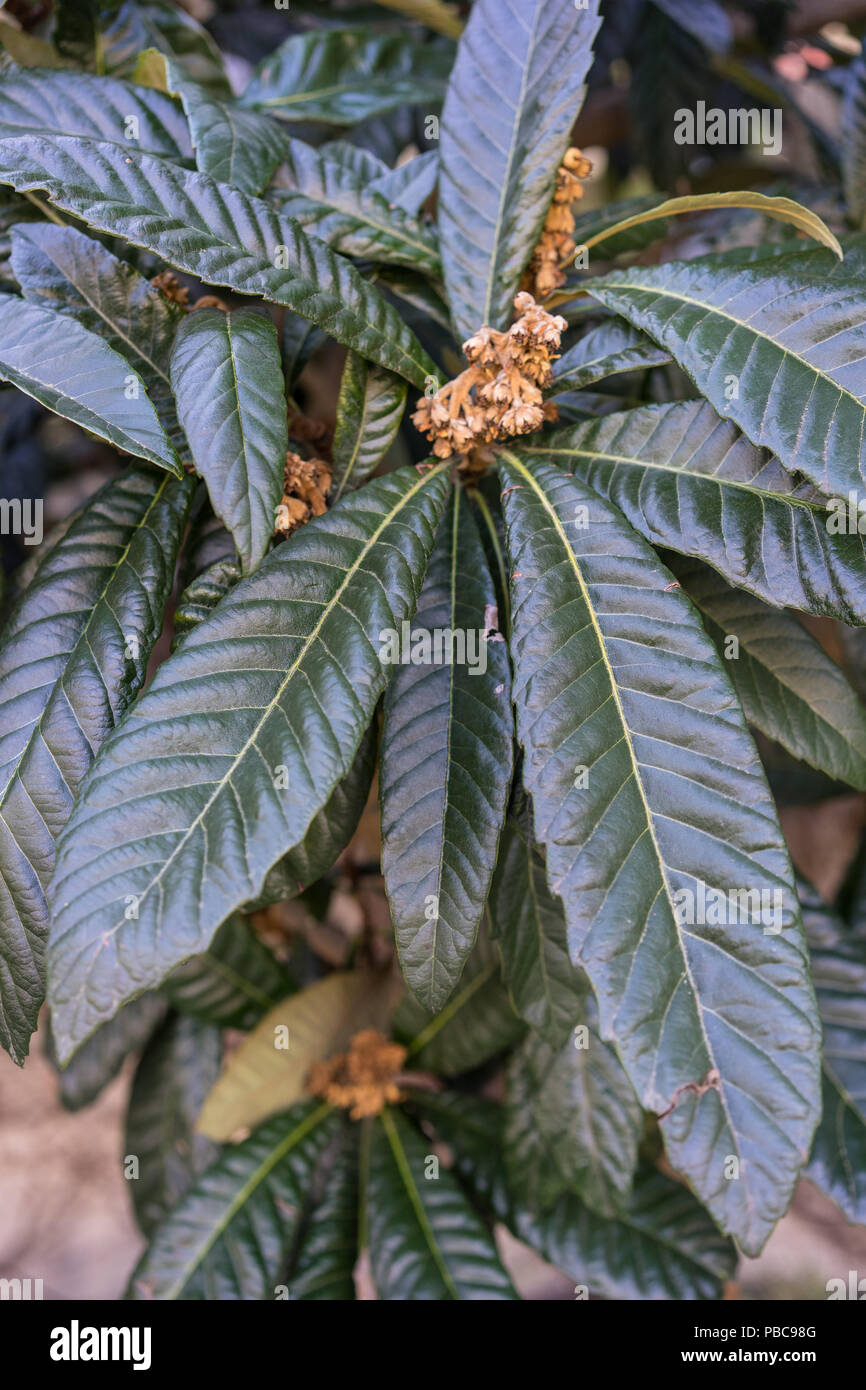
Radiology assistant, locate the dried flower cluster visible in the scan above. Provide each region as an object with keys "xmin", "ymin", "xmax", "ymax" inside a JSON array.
[
  {"xmin": 411, "ymin": 292, "xmax": 566, "ymax": 474},
  {"xmin": 275, "ymin": 450, "xmax": 332, "ymax": 537},
  {"xmin": 306, "ymin": 1029, "xmax": 408, "ymax": 1120},
  {"xmin": 521, "ymin": 147, "xmax": 593, "ymax": 299}
]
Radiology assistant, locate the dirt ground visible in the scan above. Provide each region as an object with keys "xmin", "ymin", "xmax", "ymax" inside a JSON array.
[{"xmin": 0, "ymin": 1040, "xmax": 143, "ymax": 1300}]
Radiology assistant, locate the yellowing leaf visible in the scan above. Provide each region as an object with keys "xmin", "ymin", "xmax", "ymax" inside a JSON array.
[{"xmin": 581, "ymin": 191, "xmax": 842, "ymax": 258}]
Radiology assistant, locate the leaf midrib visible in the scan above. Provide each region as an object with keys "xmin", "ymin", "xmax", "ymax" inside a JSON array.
[
  {"xmin": 380, "ymin": 1108, "xmax": 459, "ymax": 1300},
  {"xmin": 520, "ymin": 439, "xmax": 834, "ymax": 517},
  {"xmin": 255, "ymin": 78, "xmax": 419, "ymax": 109},
  {"xmin": 467, "ymin": 486, "xmax": 510, "ymax": 629}
]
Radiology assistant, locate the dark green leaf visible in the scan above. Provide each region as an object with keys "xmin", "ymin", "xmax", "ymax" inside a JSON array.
[
  {"xmin": 170, "ymin": 307, "xmax": 288, "ymax": 575},
  {"xmin": 651, "ymin": 0, "xmax": 732, "ymax": 50},
  {"xmin": 240, "ymin": 28, "xmax": 451, "ymax": 125},
  {"xmin": 288, "ymin": 1129, "xmax": 358, "ymax": 1300},
  {"xmin": 250, "ymin": 723, "xmax": 377, "ymax": 909},
  {"xmin": 552, "ymin": 318, "xmax": 670, "ymax": 391},
  {"xmin": 517, "ymin": 1165, "xmax": 737, "ymax": 1300},
  {"xmin": 499, "ymin": 451, "xmax": 820, "ymax": 1255},
  {"xmin": 270, "ymin": 137, "xmax": 440, "ymax": 274},
  {"xmin": 103, "ymin": 1, "xmax": 230, "ymax": 95},
  {"xmin": 369, "ymin": 150, "xmax": 438, "ymax": 216},
  {"xmin": 438, "ymin": 0, "xmax": 601, "ymax": 339},
  {"xmin": 0, "ymin": 69, "xmax": 193, "ymax": 161},
  {"xmin": 0, "ymin": 468, "xmax": 193, "ymax": 1064},
  {"xmin": 47, "ymin": 465, "xmax": 450, "ymax": 1061},
  {"xmin": 163, "ymin": 915, "xmax": 293, "ymax": 1031},
  {"xmin": 126, "ymin": 1013, "xmax": 222, "ymax": 1236},
  {"xmin": 128, "ymin": 1101, "xmax": 340, "ymax": 1299},
  {"xmin": 410, "ymin": 1091, "xmax": 512, "ymax": 1220},
  {"xmin": 505, "ymin": 1026, "xmax": 642, "ymax": 1216},
  {"xmin": 489, "ymin": 805, "xmax": 587, "ymax": 1047},
  {"xmin": 418, "ymin": 1091, "xmax": 736, "ymax": 1300},
  {"xmin": 281, "ymin": 310, "xmax": 325, "ymax": 388},
  {"xmin": 51, "ymin": 993, "xmax": 168, "ymax": 1112},
  {"xmin": 178, "ymin": 505, "xmax": 237, "ymax": 583},
  {"xmin": 585, "ymin": 249, "xmax": 866, "ymax": 495},
  {"xmin": 366, "ymin": 1107, "xmax": 517, "ymax": 1299},
  {"xmin": 466, "ymin": 478, "xmax": 509, "ymax": 629},
  {"xmin": 627, "ymin": 5, "xmax": 711, "ymax": 192},
  {"xmin": 172, "ymin": 548, "xmax": 379, "ymax": 908},
  {"xmin": 0, "ymin": 136, "xmax": 442, "ymax": 389},
  {"xmin": 54, "ymin": 0, "xmax": 122, "ymax": 66},
  {"xmin": 523, "ymin": 399, "xmax": 866, "ymax": 624},
  {"xmin": 10, "ymin": 220, "xmax": 185, "ymax": 449},
  {"xmin": 330, "ymin": 351, "xmax": 408, "ymax": 504},
  {"xmin": 800, "ymin": 878, "xmax": 866, "ymax": 1224},
  {"xmin": 160, "ymin": 59, "xmax": 286, "ymax": 196},
  {"xmin": 0, "ymin": 187, "xmax": 45, "ymax": 277},
  {"xmin": 680, "ymin": 561, "xmax": 866, "ymax": 791},
  {"xmin": 0, "ymin": 292, "xmax": 181, "ymax": 472},
  {"xmin": 371, "ymin": 264, "xmax": 452, "ymax": 331},
  {"xmin": 317, "ymin": 141, "xmax": 389, "ymax": 186},
  {"xmin": 394, "ymin": 927, "xmax": 524, "ymax": 1074},
  {"xmin": 381, "ymin": 489, "xmax": 512, "ymax": 1009},
  {"xmin": 173, "ymin": 555, "xmax": 242, "ymax": 646}
]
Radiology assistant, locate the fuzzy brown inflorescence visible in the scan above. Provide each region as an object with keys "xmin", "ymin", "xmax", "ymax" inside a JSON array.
[
  {"xmin": 411, "ymin": 292, "xmax": 566, "ymax": 476},
  {"xmin": 306, "ymin": 1029, "xmax": 408, "ymax": 1120},
  {"xmin": 275, "ymin": 450, "xmax": 332, "ymax": 537},
  {"xmin": 521, "ymin": 147, "xmax": 593, "ymax": 299}
]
